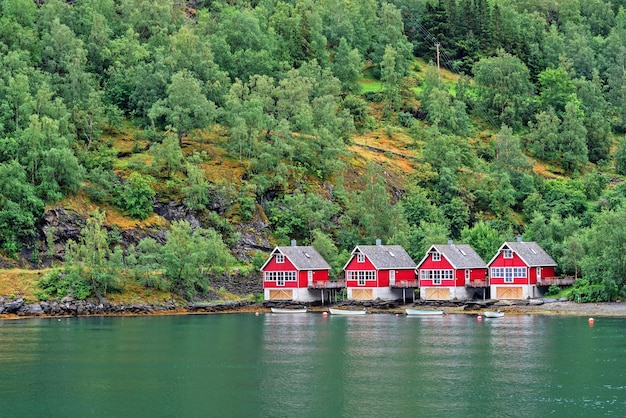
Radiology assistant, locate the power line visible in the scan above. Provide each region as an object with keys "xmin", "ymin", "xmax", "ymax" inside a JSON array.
[{"xmin": 406, "ymin": 13, "xmax": 501, "ymax": 130}]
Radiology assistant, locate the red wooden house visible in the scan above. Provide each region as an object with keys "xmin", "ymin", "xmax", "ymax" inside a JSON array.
[
  {"xmin": 261, "ymin": 242, "xmax": 334, "ymax": 302},
  {"xmin": 343, "ymin": 241, "xmax": 417, "ymax": 301},
  {"xmin": 417, "ymin": 243, "xmax": 487, "ymax": 300},
  {"xmin": 487, "ymin": 239, "xmax": 557, "ymax": 299}
]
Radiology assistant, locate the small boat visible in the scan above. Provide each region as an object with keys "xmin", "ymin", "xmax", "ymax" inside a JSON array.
[
  {"xmin": 483, "ymin": 311, "xmax": 504, "ymax": 318},
  {"xmin": 270, "ymin": 307, "xmax": 307, "ymax": 314},
  {"xmin": 329, "ymin": 308, "xmax": 367, "ymax": 315},
  {"xmin": 405, "ymin": 308, "xmax": 445, "ymax": 316}
]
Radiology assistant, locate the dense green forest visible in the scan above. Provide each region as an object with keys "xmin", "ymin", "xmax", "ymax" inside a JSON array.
[{"xmin": 2, "ymin": 0, "xmax": 626, "ymax": 302}]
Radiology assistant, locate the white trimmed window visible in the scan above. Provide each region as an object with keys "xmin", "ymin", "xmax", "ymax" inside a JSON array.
[
  {"xmin": 357, "ymin": 253, "xmax": 365, "ymax": 263},
  {"xmin": 503, "ymin": 249, "xmax": 513, "ymax": 259},
  {"xmin": 432, "ymin": 252, "xmax": 441, "ymax": 261},
  {"xmin": 491, "ymin": 267, "xmax": 525, "ymax": 282},
  {"xmin": 276, "ymin": 253, "xmax": 284, "ymax": 263},
  {"xmin": 264, "ymin": 271, "xmax": 297, "ymax": 286},
  {"xmin": 347, "ymin": 270, "xmax": 376, "ymax": 286},
  {"xmin": 420, "ymin": 269, "xmax": 453, "ymax": 285},
  {"xmin": 465, "ymin": 269, "xmax": 470, "ymax": 281},
  {"xmin": 491, "ymin": 267, "xmax": 504, "ymax": 278}
]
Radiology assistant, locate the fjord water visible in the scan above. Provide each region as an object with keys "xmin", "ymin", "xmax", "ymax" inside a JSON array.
[{"xmin": 1, "ymin": 314, "xmax": 625, "ymax": 417}]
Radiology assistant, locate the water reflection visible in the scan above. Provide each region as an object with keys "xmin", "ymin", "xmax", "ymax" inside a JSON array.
[{"xmin": 1, "ymin": 314, "xmax": 626, "ymax": 416}]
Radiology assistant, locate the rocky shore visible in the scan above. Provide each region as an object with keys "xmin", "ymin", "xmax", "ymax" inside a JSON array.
[{"xmin": 2, "ymin": 296, "xmax": 626, "ymax": 320}]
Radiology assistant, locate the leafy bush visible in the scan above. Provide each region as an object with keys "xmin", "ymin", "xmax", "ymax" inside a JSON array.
[
  {"xmin": 36, "ymin": 270, "xmax": 91, "ymax": 300},
  {"xmin": 398, "ymin": 112, "xmax": 415, "ymax": 128},
  {"xmin": 545, "ymin": 284, "xmax": 561, "ymax": 296},
  {"xmin": 568, "ymin": 278, "xmax": 612, "ymax": 302},
  {"xmin": 116, "ymin": 172, "xmax": 156, "ymax": 219},
  {"xmin": 364, "ymin": 91, "xmax": 384, "ymax": 103}
]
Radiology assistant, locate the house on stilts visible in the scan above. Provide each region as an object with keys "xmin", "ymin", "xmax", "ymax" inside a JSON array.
[{"xmin": 261, "ymin": 241, "xmax": 342, "ymax": 303}]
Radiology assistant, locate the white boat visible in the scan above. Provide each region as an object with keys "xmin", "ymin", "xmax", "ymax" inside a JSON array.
[
  {"xmin": 483, "ymin": 311, "xmax": 504, "ymax": 318},
  {"xmin": 270, "ymin": 307, "xmax": 307, "ymax": 314},
  {"xmin": 329, "ymin": 308, "xmax": 367, "ymax": 315},
  {"xmin": 405, "ymin": 308, "xmax": 445, "ymax": 316}
]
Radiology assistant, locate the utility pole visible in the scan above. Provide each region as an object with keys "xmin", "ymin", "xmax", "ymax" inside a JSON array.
[{"xmin": 435, "ymin": 42, "xmax": 440, "ymax": 80}]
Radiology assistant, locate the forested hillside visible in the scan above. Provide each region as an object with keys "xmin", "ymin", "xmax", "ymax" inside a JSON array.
[{"xmin": 2, "ymin": 0, "xmax": 626, "ymax": 302}]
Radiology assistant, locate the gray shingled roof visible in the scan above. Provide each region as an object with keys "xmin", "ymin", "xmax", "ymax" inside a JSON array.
[
  {"xmin": 488, "ymin": 241, "xmax": 557, "ymax": 267},
  {"xmin": 274, "ymin": 246, "xmax": 331, "ymax": 270},
  {"xmin": 429, "ymin": 244, "xmax": 487, "ymax": 269},
  {"xmin": 350, "ymin": 245, "xmax": 417, "ymax": 269}
]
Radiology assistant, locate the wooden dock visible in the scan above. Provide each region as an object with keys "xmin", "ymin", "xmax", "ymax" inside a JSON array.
[{"xmin": 537, "ymin": 277, "xmax": 576, "ymax": 286}]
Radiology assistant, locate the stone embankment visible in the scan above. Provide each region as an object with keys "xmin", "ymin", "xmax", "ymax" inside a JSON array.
[
  {"xmin": 3, "ymin": 296, "xmax": 626, "ymax": 319},
  {"xmin": 0, "ymin": 296, "xmax": 262, "ymax": 319}
]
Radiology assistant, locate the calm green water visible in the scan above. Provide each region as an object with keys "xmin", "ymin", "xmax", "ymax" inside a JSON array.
[{"xmin": 0, "ymin": 313, "xmax": 625, "ymax": 417}]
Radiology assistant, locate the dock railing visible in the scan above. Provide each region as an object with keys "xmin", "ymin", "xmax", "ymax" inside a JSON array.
[
  {"xmin": 308, "ymin": 280, "xmax": 345, "ymax": 289},
  {"xmin": 466, "ymin": 279, "xmax": 489, "ymax": 288},
  {"xmin": 536, "ymin": 277, "xmax": 576, "ymax": 286},
  {"xmin": 390, "ymin": 280, "xmax": 419, "ymax": 288}
]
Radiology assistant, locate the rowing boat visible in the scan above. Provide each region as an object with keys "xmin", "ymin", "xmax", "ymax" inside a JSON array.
[
  {"xmin": 483, "ymin": 311, "xmax": 504, "ymax": 318},
  {"xmin": 405, "ymin": 308, "xmax": 444, "ymax": 316},
  {"xmin": 329, "ymin": 308, "xmax": 367, "ymax": 315},
  {"xmin": 270, "ymin": 307, "xmax": 307, "ymax": 314}
]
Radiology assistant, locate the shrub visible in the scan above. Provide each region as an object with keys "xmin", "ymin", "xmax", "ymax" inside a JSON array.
[{"xmin": 545, "ymin": 284, "xmax": 561, "ymax": 296}]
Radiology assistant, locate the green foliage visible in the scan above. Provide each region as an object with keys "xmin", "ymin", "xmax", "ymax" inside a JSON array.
[
  {"xmin": 577, "ymin": 208, "xmax": 626, "ymax": 299},
  {"xmin": 472, "ymin": 49, "xmax": 534, "ymax": 129},
  {"xmin": 60, "ymin": 210, "xmax": 123, "ymax": 298},
  {"xmin": 615, "ymin": 138, "xmax": 626, "ymax": 176},
  {"xmin": 116, "ymin": 172, "xmax": 156, "ymax": 219},
  {"xmin": 460, "ymin": 221, "xmax": 502, "ymax": 262},
  {"xmin": 137, "ymin": 220, "xmax": 236, "ymax": 299},
  {"xmin": 2, "ymin": 0, "xmax": 626, "ymax": 301},
  {"xmin": 568, "ymin": 278, "xmax": 613, "ymax": 303},
  {"xmin": 545, "ymin": 284, "xmax": 561, "ymax": 297},
  {"xmin": 266, "ymin": 190, "xmax": 339, "ymax": 242},
  {"xmin": 183, "ymin": 163, "xmax": 210, "ymax": 211},
  {"xmin": 150, "ymin": 134, "xmax": 184, "ymax": 178},
  {"xmin": 36, "ymin": 269, "xmax": 91, "ymax": 301},
  {"xmin": 311, "ymin": 229, "xmax": 346, "ymax": 278}
]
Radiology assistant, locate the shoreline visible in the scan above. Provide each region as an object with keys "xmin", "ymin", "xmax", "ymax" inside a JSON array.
[{"xmin": 2, "ymin": 298, "xmax": 626, "ymax": 320}]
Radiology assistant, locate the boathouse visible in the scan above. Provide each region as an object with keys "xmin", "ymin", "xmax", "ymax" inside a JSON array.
[
  {"xmin": 343, "ymin": 240, "xmax": 417, "ymax": 301},
  {"xmin": 416, "ymin": 242, "xmax": 488, "ymax": 300},
  {"xmin": 261, "ymin": 241, "xmax": 338, "ymax": 302},
  {"xmin": 487, "ymin": 238, "xmax": 557, "ymax": 299}
]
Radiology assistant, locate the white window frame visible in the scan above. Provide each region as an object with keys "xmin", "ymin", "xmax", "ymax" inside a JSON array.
[
  {"xmin": 490, "ymin": 267, "xmax": 504, "ymax": 278},
  {"xmin": 504, "ymin": 268, "xmax": 514, "ymax": 283},
  {"xmin": 513, "ymin": 267, "xmax": 526, "ymax": 278},
  {"xmin": 536, "ymin": 267, "xmax": 542, "ymax": 279},
  {"xmin": 503, "ymin": 249, "xmax": 513, "ymax": 259},
  {"xmin": 420, "ymin": 269, "xmax": 453, "ymax": 285},
  {"xmin": 348, "ymin": 270, "xmax": 375, "ymax": 286},
  {"xmin": 264, "ymin": 271, "xmax": 296, "ymax": 286},
  {"xmin": 357, "ymin": 253, "xmax": 365, "ymax": 263},
  {"xmin": 433, "ymin": 270, "xmax": 441, "ymax": 285},
  {"xmin": 276, "ymin": 253, "xmax": 284, "ymax": 263},
  {"xmin": 465, "ymin": 269, "xmax": 470, "ymax": 281},
  {"xmin": 432, "ymin": 252, "xmax": 441, "ymax": 261}
]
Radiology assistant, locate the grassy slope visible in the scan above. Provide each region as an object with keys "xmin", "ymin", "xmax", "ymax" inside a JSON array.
[{"xmin": 2, "ymin": 59, "xmax": 571, "ymax": 303}]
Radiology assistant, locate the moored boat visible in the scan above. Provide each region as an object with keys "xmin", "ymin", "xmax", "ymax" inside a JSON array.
[
  {"xmin": 405, "ymin": 308, "xmax": 445, "ymax": 316},
  {"xmin": 270, "ymin": 307, "xmax": 307, "ymax": 313},
  {"xmin": 483, "ymin": 311, "xmax": 504, "ymax": 318},
  {"xmin": 329, "ymin": 307, "xmax": 367, "ymax": 315}
]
